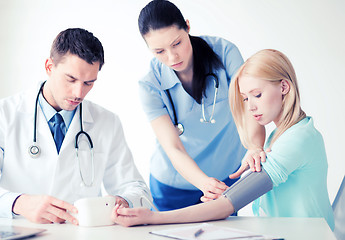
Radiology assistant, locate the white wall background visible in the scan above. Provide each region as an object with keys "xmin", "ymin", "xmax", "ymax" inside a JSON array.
[{"xmin": 1, "ymin": 0, "xmax": 344, "ymax": 215}]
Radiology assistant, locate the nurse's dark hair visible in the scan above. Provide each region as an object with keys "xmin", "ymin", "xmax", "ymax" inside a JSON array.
[
  {"xmin": 50, "ymin": 28, "xmax": 104, "ymax": 70},
  {"xmin": 138, "ymin": 0, "xmax": 223, "ymax": 103}
]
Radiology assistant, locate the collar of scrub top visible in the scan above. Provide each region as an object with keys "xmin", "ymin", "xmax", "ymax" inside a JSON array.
[
  {"xmin": 159, "ymin": 63, "xmax": 181, "ymax": 90},
  {"xmin": 38, "ymin": 92, "xmax": 76, "ymax": 135}
]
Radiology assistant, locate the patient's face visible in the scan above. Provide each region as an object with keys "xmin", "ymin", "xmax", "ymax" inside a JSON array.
[{"xmin": 239, "ymin": 75, "xmax": 284, "ymax": 126}]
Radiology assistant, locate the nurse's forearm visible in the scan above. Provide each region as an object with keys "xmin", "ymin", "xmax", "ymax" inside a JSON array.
[
  {"xmin": 167, "ymin": 148, "xmax": 210, "ymax": 189},
  {"xmin": 166, "ymin": 150, "xmax": 228, "ymax": 200},
  {"xmin": 151, "ymin": 115, "xmax": 210, "ymax": 189}
]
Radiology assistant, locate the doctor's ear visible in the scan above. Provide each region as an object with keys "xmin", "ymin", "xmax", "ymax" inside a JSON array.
[
  {"xmin": 281, "ymin": 79, "xmax": 290, "ymax": 95},
  {"xmin": 45, "ymin": 58, "xmax": 54, "ymax": 75}
]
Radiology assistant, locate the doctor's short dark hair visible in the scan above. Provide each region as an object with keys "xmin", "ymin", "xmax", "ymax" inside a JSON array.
[{"xmin": 50, "ymin": 28, "xmax": 104, "ymax": 70}]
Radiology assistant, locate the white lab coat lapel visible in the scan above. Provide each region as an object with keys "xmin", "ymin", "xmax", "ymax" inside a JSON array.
[
  {"xmin": 36, "ymin": 106, "xmax": 57, "ymax": 155},
  {"xmin": 49, "ymin": 106, "xmax": 80, "ymax": 198},
  {"xmin": 81, "ymin": 101, "xmax": 95, "ymax": 130},
  {"xmin": 59, "ymin": 108, "xmax": 80, "ymax": 155},
  {"xmin": 59, "ymin": 102, "xmax": 94, "ymax": 155}
]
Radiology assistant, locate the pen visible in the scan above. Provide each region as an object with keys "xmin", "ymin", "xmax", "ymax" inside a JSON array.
[{"xmin": 194, "ymin": 228, "xmax": 204, "ymax": 238}]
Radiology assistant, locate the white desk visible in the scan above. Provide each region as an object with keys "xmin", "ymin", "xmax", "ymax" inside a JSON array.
[{"xmin": 0, "ymin": 216, "xmax": 335, "ymax": 240}]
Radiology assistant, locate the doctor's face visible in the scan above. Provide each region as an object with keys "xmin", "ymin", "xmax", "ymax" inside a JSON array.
[
  {"xmin": 44, "ymin": 53, "xmax": 100, "ymax": 112},
  {"xmin": 144, "ymin": 24, "xmax": 193, "ymax": 74}
]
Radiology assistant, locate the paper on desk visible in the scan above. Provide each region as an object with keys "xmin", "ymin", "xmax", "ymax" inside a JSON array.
[{"xmin": 149, "ymin": 223, "xmax": 265, "ymax": 240}]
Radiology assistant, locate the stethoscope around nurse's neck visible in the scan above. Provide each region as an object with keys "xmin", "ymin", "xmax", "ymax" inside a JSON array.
[
  {"xmin": 28, "ymin": 81, "xmax": 95, "ymax": 187},
  {"xmin": 165, "ymin": 73, "xmax": 219, "ymax": 136}
]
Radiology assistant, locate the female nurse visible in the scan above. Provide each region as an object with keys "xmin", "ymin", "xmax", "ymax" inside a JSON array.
[{"xmin": 138, "ymin": 0, "xmax": 265, "ymax": 211}]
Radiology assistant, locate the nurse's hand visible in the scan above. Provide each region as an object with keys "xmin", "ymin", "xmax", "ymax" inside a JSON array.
[
  {"xmin": 229, "ymin": 148, "xmax": 270, "ymax": 179},
  {"xmin": 199, "ymin": 177, "xmax": 228, "ymax": 202},
  {"xmin": 111, "ymin": 205, "xmax": 154, "ymax": 227},
  {"xmin": 12, "ymin": 194, "xmax": 78, "ymax": 225}
]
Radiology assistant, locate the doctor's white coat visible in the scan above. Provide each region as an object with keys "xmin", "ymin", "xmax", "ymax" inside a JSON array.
[{"xmin": 0, "ymin": 85, "xmax": 152, "ymax": 218}]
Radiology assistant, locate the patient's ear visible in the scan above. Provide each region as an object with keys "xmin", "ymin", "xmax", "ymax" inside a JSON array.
[{"xmin": 281, "ymin": 79, "xmax": 290, "ymax": 95}]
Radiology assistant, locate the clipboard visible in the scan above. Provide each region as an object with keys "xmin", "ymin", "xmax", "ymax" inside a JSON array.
[{"xmin": 149, "ymin": 223, "xmax": 265, "ymax": 240}]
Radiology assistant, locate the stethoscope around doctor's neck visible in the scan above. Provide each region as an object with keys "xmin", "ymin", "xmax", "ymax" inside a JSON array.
[
  {"xmin": 166, "ymin": 73, "xmax": 219, "ymax": 136},
  {"xmin": 28, "ymin": 81, "xmax": 95, "ymax": 187}
]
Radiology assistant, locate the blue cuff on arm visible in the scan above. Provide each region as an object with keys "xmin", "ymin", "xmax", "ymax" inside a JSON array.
[{"xmin": 222, "ymin": 170, "xmax": 273, "ymax": 212}]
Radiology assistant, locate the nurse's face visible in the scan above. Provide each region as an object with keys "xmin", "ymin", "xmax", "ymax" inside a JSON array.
[
  {"xmin": 144, "ymin": 24, "xmax": 193, "ymax": 74},
  {"xmin": 239, "ymin": 75, "xmax": 289, "ymax": 126},
  {"xmin": 44, "ymin": 53, "xmax": 100, "ymax": 112}
]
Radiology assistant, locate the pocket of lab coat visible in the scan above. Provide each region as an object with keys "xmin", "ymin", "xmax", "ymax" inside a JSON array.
[{"xmin": 71, "ymin": 150, "xmax": 106, "ymax": 199}]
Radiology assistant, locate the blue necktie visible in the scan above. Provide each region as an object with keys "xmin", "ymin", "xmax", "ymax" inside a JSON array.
[{"xmin": 51, "ymin": 113, "xmax": 65, "ymax": 153}]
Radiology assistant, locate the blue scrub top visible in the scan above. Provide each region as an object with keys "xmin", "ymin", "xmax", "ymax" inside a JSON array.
[{"xmin": 139, "ymin": 36, "xmax": 246, "ymax": 190}]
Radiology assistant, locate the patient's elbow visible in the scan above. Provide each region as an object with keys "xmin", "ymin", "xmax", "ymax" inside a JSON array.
[
  {"xmin": 219, "ymin": 210, "xmax": 232, "ymax": 220},
  {"xmin": 213, "ymin": 197, "xmax": 235, "ymax": 220}
]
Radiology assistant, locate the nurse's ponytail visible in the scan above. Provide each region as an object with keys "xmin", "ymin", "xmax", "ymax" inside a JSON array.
[{"xmin": 189, "ymin": 36, "xmax": 223, "ymax": 103}]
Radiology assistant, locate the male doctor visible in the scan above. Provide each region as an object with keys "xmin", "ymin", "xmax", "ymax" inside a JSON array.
[{"xmin": 0, "ymin": 28, "xmax": 152, "ymax": 225}]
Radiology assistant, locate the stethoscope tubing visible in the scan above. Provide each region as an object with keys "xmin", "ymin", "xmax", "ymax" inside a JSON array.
[
  {"xmin": 33, "ymin": 82, "xmax": 45, "ymax": 143},
  {"xmin": 166, "ymin": 73, "xmax": 219, "ymax": 135}
]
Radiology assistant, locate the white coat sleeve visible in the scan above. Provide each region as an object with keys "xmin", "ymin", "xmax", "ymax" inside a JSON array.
[
  {"xmin": 102, "ymin": 114, "xmax": 153, "ymax": 208},
  {"xmin": 0, "ymin": 139, "xmax": 22, "ymax": 218}
]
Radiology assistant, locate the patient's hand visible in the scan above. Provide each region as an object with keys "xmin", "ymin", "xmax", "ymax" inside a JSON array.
[
  {"xmin": 114, "ymin": 196, "xmax": 129, "ymax": 208},
  {"xmin": 111, "ymin": 205, "xmax": 154, "ymax": 227},
  {"xmin": 230, "ymin": 148, "xmax": 270, "ymax": 179}
]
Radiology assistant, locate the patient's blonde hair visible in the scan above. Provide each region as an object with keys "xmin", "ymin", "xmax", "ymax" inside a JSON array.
[{"xmin": 229, "ymin": 49, "xmax": 306, "ymax": 149}]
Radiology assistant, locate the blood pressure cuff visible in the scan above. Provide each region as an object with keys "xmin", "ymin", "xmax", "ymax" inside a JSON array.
[{"xmin": 222, "ymin": 170, "xmax": 273, "ymax": 212}]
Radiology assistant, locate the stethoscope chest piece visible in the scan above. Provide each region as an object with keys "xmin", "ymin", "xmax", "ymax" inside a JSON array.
[
  {"xmin": 176, "ymin": 123, "xmax": 184, "ymax": 136},
  {"xmin": 28, "ymin": 144, "xmax": 41, "ymax": 158},
  {"xmin": 200, "ymin": 117, "xmax": 216, "ymax": 124}
]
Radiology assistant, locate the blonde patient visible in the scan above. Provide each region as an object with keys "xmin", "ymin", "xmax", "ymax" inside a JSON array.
[{"xmin": 111, "ymin": 49, "xmax": 335, "ymax": 230}]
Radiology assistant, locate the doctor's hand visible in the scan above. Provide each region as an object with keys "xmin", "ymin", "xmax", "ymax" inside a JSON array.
[
  {"xmin": 229, "ymin": 148, "xmax": 270, "ymax": 179},
  {"xmin": 199, "ymin": 177, "xmax": 228, "ymax": 202},
  {"xmin": 111, "ymin": 204, "xmax": 154, "ymax": 227},
  {"xmin": 12, "ymin": 194, "xmax": 78, "ymax": 225}
]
